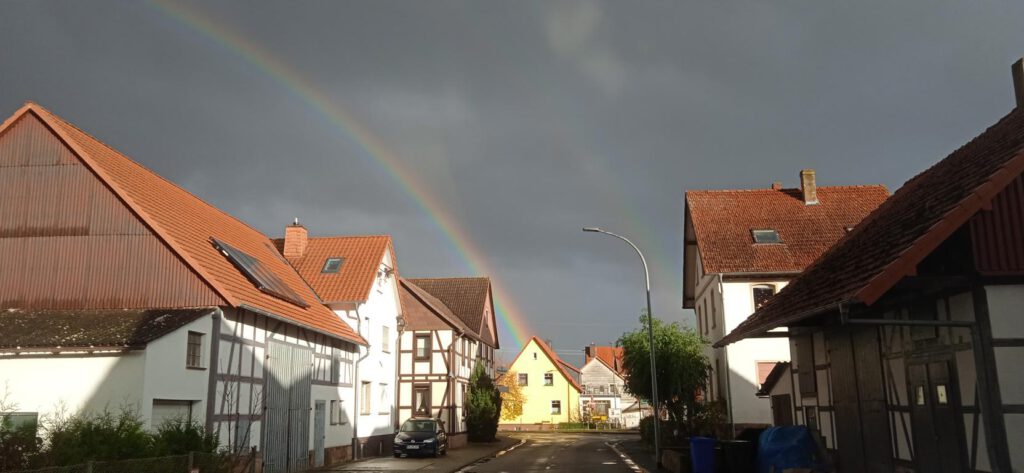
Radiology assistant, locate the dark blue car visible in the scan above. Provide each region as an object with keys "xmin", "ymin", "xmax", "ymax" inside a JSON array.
[{"xmin": 393, "ymin": 418, "xmax": 448, "ymax": 458}]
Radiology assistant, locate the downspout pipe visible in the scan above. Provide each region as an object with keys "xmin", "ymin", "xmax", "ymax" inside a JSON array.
[
  {"xmin": 838, "ymin": 305, "xmax": 1009, "ymax": 473},
  {"xmin": 346, "ymin": 307, "xmax": 371, "ymax": 459},
  {"xmin": 716, "ymin": 274, "xmax": 734, "ymax": 437},
  {"xmin": 205, "ymin": 308, "xmax": 223, "ymax": 435}
]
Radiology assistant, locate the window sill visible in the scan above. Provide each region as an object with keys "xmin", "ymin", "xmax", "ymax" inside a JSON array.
[{"xmin": 186, "ymin": 366, "xmax": 207, "ymax": 371}]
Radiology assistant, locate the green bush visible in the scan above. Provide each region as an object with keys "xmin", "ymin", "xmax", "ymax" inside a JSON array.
[
  {"xmin": 152, "ymin": 418, "xmax": 219, "ymax": 456},
  {"xmin": 557, "ymin": 422, "xmax": 594, "ymax": 430},
  {"xmin": 466, "ymin": 364, "xmax": 502, "ymax": 442},
  {"xmin": 639, "ymin": 415, "xmax": 679, "ymax": 446},
  {"xmin": 45, "ymin": 408, "xmax": 217, "ymax": 464}
]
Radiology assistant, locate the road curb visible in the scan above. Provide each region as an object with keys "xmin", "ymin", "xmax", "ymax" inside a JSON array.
[
  {"xmin": 453, "ymin": 437, "xmax": 526, "ymax": 472},
  {"xmin": 607, "ymin": 440, "xmax": 648, "ymax": 473}
]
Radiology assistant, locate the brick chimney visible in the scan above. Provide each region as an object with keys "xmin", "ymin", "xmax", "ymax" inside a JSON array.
[
  {"xmin": 800, "ymin": 169, "xmax": 818, "ymax": 205},
  {"xmin": 584, "ymin": 344, "xmax": 595, "ymax": 364},
  {"xmin": 771, "ymin": 181, "xmax": 783, "ymax": 191},
  {"xmin": 283, "ymin": 218, "xmax": 308, "ymax": 259},
  {"xmin": 1013, "ymin": 58, "xmax": 1024, "ymax": 109}
]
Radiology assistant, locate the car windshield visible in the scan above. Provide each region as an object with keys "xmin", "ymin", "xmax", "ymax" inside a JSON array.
[{"xmin": 400, "ymin": 420, "xmax": 436, "ymax": 432}]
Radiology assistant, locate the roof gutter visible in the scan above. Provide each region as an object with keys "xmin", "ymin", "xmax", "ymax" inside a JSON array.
[
  {"xmin": 720, "ymin": 271, "xmax": 801, "ymax": 281},
  {"xmin": 238, "ymin": 303, "xmax": 367, "ymax": 346},
  {"xmin": 713, "ymin": 300, "xmax": 849, "ymax": 348}
]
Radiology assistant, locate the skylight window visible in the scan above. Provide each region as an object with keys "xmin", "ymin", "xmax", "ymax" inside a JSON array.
[
  {"xmin": 211, "ymin": 238, "xmax": 310, "ymax": 308},
  {"xmin": 322, "ymin": 257, "xmax": 344, "ymax": 274},
  {"xmin": 752, "ymin": 229, "xmax": 781, "ymax": 244}
]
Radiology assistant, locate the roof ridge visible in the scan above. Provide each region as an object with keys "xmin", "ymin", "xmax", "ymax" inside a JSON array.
[
  {"xmin": 686, "ymin": 184, "xmax": 887, "ymax": 194},
  {"xmin": 407, "ymin": 276, "xmax": 490, "ymax": 281},
  {"xmin": 306, "ymin": 234, "xmax": 392, "ymax": 240},
  {"xmin": 27, "ymin": 103, "xmax": 270, "ymax": 240}
]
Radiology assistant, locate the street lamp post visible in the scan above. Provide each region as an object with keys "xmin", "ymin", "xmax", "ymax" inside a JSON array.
[{"xmin": 582, "ymin": 227, "xmax": 660, "ymax": 466}]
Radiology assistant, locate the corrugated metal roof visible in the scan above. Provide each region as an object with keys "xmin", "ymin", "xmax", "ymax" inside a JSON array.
[{"xmin": 0, "ymin": 103, "xmax": 365, "ymax": 345}]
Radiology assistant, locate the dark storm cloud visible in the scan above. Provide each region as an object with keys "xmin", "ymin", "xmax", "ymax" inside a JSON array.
[{"xmin": 3, "ymin": 0, "xmax": 1023, "ymax": 362}]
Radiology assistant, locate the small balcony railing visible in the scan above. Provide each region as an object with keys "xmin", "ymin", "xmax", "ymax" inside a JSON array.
[{"xmin": 582, "ymin": 384, "xmax": 620, "ymax": 396}]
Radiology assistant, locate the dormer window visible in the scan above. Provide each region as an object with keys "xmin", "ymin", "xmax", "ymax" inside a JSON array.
[
  {"xmin": 752, "ymin": 229, "xmax": 781, "ymax": 244},
  {"xmin": 322, "ymin": 257, "xmax": 344, "ymax": 273}
]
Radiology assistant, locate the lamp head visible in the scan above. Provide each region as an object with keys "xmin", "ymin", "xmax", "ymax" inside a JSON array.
[{"xmin": 582, "ymin": 227, "xmax": 602, "ymax": 233}]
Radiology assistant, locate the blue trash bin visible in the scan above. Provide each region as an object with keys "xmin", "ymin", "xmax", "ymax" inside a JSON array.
[{"xmin": 690, "ymin": 436, "xmax": 715, "ymax": 473}]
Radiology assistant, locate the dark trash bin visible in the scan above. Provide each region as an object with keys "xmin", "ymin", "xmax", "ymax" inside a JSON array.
[
  {"xmin": 690, "ymin": 437, "xmax": 715, "ymax": 473},
  {"xmin": 720, "ymin": 440, "xmax": 756, "ymax": 473}
]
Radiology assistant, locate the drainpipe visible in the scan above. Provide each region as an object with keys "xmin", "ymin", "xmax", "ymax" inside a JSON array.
[
  {"xmin": 394, "ymin": 315, "xmax": 404, "ymax": 431},
  {"xmin": 717, "ymin": 274, "xmax": 735, "ymax": 437},
  {"xmin": 205, "ymin": 308, "xmax": 223, "ymax": 435},
  {"xmin": 346, "ymin": 307, "xmax": 371, "ymax": 459}
]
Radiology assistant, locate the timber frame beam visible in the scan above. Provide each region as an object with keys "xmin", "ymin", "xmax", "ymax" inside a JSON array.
[{"xmin": 838, "ymin": 304, "xmax": 1012, "ymax": 473}]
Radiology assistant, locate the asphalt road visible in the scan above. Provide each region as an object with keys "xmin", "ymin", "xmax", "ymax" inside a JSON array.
[{"xmin": 461, "ymin": 432, "xmax": 640, "ymax": 473}]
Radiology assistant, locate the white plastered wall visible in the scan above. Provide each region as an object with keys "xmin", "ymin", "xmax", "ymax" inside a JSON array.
[
  {"xmin": 334, "ymin": 249, "xmax": 400, "ymax": 440},
  {"xmin": 716, "ymin": 280, "xmax": 791, "ymax": 426},
  {"xmin": 0, "ymin": 351, "xmax": 146, "ymax": 429}
]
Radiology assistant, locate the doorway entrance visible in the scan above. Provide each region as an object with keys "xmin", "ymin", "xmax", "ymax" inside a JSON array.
[{"xmin": 908, "ymin": 358, "xmax": 967, "ymax": 473}]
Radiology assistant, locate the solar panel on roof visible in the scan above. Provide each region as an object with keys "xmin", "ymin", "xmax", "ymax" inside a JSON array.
[{"xmin": 211, "ymin": 238, "xmax": 310, "ymax": 308}]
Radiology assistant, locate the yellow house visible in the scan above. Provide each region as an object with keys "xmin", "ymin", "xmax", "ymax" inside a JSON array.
[{"xmin": 500, "ymin": 337, "xmax": 581, "ymax": 430}]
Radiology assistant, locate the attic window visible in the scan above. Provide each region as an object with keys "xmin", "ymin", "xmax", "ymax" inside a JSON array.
[
  {"xmin": 752, "ymin": 229, "xmax": 781, "ymax": 244},
  {"xmin": 322, "ymin": 257, "xmax": 344, "ymax": 274}
]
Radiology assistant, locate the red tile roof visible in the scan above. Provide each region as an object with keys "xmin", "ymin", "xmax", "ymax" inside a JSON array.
[
  {"xmin": 273, "ymin": 235, "xmax": 393, "ymax": 303},
  {"xmin": 686, "ymin": 185, "xmax": 888, "ymax": 275},
  {"xmin": 406, "ymin": 277, "xmax": 497, "ymax": 347},
  {"xmin": 510, "ymin": 336, "xmax": 582, "ymax": 392},
  {"xmin": 586, "ymin": 346, "xmax": 625, "ymax": 375},
  {"xmin": 9, "ymin": 103, "xmax": 364, "ymax": 345},
  {"xmin": 718, "ymin": 107, "xmax": 1024, "ymax": 347}
]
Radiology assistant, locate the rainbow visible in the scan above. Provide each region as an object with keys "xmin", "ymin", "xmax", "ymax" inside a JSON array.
[{"xmin": 147, "ymin": 0, "xmax": 530, "ymax": 349}]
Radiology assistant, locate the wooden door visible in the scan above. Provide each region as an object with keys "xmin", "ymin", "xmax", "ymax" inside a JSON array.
[
  {"xmin": 828, "ymin": 327, "xmax": 893, "ymax": 473},
  {"xmin": 908, "ymin": 359, "xmax": 967, "ymax": 473},
  {"xmin": 771, "ymin": 394, "xmax": 793, "ymax": 426},
  {"xmin": 314, "ymin": 401, "xmax": 326, "ymax": 467}
]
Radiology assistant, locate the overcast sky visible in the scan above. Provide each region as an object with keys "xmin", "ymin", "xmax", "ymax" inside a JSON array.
[{"xmin": 3, "ymin": 1, "xmax": 1023, "ymax": 365}]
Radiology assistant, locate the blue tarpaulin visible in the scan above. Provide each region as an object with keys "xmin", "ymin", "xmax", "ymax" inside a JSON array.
[{"xmin": 757, "ymin": 426, "xmax": 821, "ymax": 473}]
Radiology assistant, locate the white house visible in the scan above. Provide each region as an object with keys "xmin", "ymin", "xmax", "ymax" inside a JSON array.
[
  {"xmin": 719, "ymin": 61, "xmax": 1024, "ymax": 473},
  {"xmin": 0, "ymin": 102, "xmax": 365, "ymax": 472},
  {"xmin": 396, "ymin": 277, "xmax": 498, "ymax": 447},
  {"xmin": 274, "ymin": 229, "xmax": 401, "ymax": 459},
  {"xmin": 683, "ymin": 170, "xmax": 887, "ymax": 433},
  {"xmin": 579, "ymin": 345, "xmax": 639, "ymax": 429}
]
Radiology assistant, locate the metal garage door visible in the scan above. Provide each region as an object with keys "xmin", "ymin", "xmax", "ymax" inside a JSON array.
[{"xmin": 265, "ymin": 341, "xmax": 312, "ymax": 473}]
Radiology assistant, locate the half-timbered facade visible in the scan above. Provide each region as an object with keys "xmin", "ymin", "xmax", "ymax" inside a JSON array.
[
  {"xmin": 718, "ymin": 64, "xmax": 1024, "ymax": 473},
  {"xmin": 396, "ymin": 278, "xmax": 498, "ymax": 447},
  {"xmin": 0, "ymin": 103, "xmax": 365, "ymax": 473}
]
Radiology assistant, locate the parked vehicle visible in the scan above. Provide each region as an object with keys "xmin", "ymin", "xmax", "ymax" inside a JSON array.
[{"xmin": 393, "ymin": 418, "xmax": 448, "ymax": 458}]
